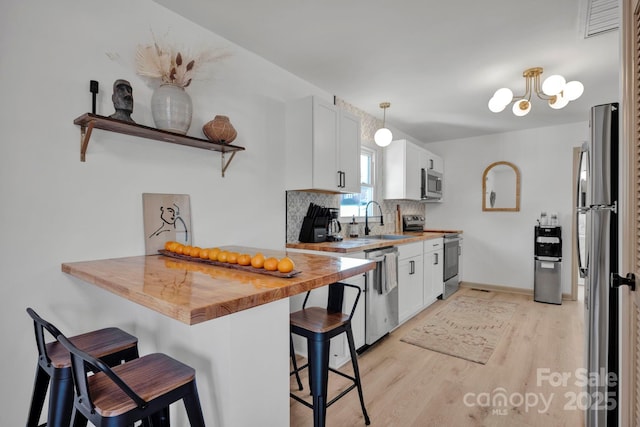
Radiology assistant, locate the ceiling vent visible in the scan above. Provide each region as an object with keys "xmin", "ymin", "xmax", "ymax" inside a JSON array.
[{"xmin": 584, "ymin": 0, "xmax": 619, "ymax": 38}]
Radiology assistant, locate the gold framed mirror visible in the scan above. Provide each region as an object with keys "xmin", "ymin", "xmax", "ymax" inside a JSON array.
[{"xmin": 482, "ymin": 161, "xmax": 520, "ymax": 212}]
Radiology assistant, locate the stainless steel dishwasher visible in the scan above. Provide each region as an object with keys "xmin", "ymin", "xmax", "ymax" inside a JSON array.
[{"xmin": 364, "ymin": 245, "xmax": 399, "ymax": 345}]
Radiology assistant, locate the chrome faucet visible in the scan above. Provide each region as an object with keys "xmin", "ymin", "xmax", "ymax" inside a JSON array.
[{"xmin": 364, "ymin": 201, "xmax": 384, "ymax": 235}]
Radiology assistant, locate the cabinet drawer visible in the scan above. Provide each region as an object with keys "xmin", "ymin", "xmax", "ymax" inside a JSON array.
[
  {"xmin": 424, "ymin": 238, "xmax": 443, "ymax": 252},
  {"xmin": 398, "ymin": 241, "xmax": 423, "ymax": 259}
]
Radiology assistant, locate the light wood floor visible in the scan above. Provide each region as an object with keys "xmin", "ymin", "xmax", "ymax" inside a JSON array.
[{"xmin": 290, "ymin": 287, "xmax": 585, "ymax": 426}]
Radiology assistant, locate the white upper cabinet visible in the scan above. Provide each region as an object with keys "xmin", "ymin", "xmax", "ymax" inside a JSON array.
[
  {"xmin": 338, "ymin": 111, "xmax": 362, "ymax": 193},
  {"xmin": 425, "ymin": 149, "xmax": 444, "ymax": 174},
  {"xmin": 384, "ymin": 139, "xmax": 444, "ymax": 201},
  {"xmin": 384, "ymin": 139, "xmax": 422, "ymax": 200},
  {"xmin": 285, "ymin": 96, "xmax": 361, "ymax": 193}
]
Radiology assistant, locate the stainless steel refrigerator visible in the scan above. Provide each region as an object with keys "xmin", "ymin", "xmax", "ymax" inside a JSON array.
[{"xmin": 577, "ymin": 102, "xmax": 619, "ymax": 426}]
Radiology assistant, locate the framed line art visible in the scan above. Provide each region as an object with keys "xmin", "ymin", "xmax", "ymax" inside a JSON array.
[{"xmin": 143, "ymin": 193, "xmax": 192, "ymax": 255}]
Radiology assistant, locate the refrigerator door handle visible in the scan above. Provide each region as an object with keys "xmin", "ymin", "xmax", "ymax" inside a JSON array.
[
  {"xmin": 611, "ymin": 272, "xmax": 636, "ymax": 291},
  {"xmin": 590, "ymin": 201, "xmax": 617, "ymax": 213},
  {"xmin": 576, "ymin": 143, "xmax": 589, "ymax": 279}
]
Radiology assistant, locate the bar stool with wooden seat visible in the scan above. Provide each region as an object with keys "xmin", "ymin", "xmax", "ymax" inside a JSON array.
[
  {"xmin": 56, "ymin": 332, "xmax": 206, "ymax": 427},
  {"xmin": 289, "ymin": 282, "xmax": 370, "ymax": 427},
  {"xmin": 26, "ymin": 308, "xmax": 140, "ymax": 427}
]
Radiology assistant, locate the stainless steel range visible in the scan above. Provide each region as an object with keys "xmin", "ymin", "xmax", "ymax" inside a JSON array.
[
  {"xmin": 402, "ymin": 215, "xmax": 425, "ymax": 232},
  {"xmin": 442, "ymin": 233, "xmax": 461, "ymax": 299}
]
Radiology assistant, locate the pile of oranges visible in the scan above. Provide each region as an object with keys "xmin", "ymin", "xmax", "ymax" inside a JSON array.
[{"xmin": 163, "ymin": 241, "xmax": 296, "ymax": 274}]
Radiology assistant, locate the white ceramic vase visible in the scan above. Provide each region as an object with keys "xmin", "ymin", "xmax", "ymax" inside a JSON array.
[{"xmin": 151, "ymin": 83, "xmax": 193, "ymax": 134}]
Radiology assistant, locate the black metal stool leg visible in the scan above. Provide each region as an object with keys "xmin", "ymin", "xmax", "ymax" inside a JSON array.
[
  {"xmin": 290, "ymin": 334, "xmax": 303, "ymax": 390},
  {"xmin": 183, "ymin": 381, "xmax": 206, "ymax": 427},
  {"xmin": 70, "ymin": 408, "xmax": 88, "ymax": 427},
  {"xmin": 308, "ymin": 335, "xmax": 330, "ymax": 427},
  {"xmin": 47, "ymin": 368, "xmax": 74, "ymax": 427},
  {"xmin": 148, "ymin": 406, "xmax": 170, "ymax": 426},
  {"xmin": 27, "ymin": 365, "xmax": 50, "ymax": 427},
  {"xmin": 346, "ymin": 327, "xmax": 370, "ymax": 425}
]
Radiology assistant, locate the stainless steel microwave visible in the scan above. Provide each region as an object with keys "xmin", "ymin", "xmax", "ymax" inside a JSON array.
[{"xmin": 421, "ymin": 168, "xmax": 442, "ymax": 200}]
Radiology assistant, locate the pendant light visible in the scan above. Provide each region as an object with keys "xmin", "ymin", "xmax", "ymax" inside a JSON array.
[{"xmin": 374, "ymin": 102, "xmax": 392, "ymax": 147}]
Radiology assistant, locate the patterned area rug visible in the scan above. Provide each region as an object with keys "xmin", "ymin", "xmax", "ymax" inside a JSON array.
[{"xmin": 400, "ymin": 295, "xmax": 518, "ymax": 364}]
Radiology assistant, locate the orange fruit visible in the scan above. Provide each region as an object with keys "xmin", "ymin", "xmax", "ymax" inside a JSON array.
[
  {"xmin": 208, "ymin": 248, "xmax": 221, "ymax": 261},
  {"xmin": 217, "ymin": 251, "xmax": 229, "ymax": 263},
  {"xmin": 173, "ymin": 244, "xmax": 185, "ymax": 255},
  {"xmin": 199, "ymin": 248, "xmax": 210, "ymax": 259},
  {"xmin": 227, "ymin": 252, "xmax": 239, "ymax": 264},
  {"xmin": 164, "ymin": 241, "xmax": 175, "ymax": 251},
  {"xmin": 182, "ymin": 245, "xmax": 193, "ymax": 257},
  {"xmin": 190, "ymin": 246, "xmax": 201, "ymax": 258},
  {"xmin": 264, "ymin": 257, "xmax": 279, "ymax": 271},
  {"xmin": 277, "ymin": 257, "xmax": 295, "ymax": 273},
  {"xmin": 251, "ymin": 253, "xmax": 265, "ymax": 269},
  {"xmin": 237, "ymin": 254, "xmax": 251, "ymax": 266}
]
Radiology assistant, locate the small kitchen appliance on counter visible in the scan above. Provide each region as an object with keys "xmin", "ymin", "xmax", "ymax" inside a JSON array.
[
  {"xmin": 298, "ymin": 203, "xmax": 329, "ymax": 243},
  {"xmin": 326, "ymin": 208, "xmax": 343, "ymax": 241}
]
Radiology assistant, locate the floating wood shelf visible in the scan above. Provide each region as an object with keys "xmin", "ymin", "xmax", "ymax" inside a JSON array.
[{"xmin": 73, "ymin": 113, "xmax": 245, "ymax": 177}]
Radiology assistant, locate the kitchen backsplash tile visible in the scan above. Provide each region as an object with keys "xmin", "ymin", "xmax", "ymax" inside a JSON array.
[{"xmin": 286, "ymin": 191, "xmax": 427, "ymax": 243}]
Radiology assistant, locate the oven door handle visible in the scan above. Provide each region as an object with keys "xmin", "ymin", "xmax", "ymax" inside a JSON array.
[{"xmin": 368, "ymin": 254, "xmax": 386, "ymax": 262}]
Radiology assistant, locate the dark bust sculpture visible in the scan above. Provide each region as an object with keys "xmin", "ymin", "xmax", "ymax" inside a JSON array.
[{"xmin": 109, "ymin": 79, "xmax": 135, "ymax": 123}]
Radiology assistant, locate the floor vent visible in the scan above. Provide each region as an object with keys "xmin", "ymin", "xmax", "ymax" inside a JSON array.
[{"xmin": 585, "ymin": 0, "xmax": 619, "ymax": 38}]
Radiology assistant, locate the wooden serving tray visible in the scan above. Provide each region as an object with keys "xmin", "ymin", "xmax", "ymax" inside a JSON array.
[{"xmin": 158, "ymin": 250, "xmax": 302, "ymax": 278}]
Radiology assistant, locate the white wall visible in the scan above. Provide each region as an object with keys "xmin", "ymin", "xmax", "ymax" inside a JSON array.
[
  {"xmin": 0, "ymin": 1, "xmax": 594, "ymax": 424},
  {"xmin": 425, "ymin": 122, "xmax": 588, "ymax": 294},
  {"xmin": 0, "ymin": 0, "xmax": 333, "ymax": 425}
]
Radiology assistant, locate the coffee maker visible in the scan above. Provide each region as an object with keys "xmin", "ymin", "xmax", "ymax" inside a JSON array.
[{"xmin": 327, "ymin": 208, "xmax": 343, "ymax": 241}]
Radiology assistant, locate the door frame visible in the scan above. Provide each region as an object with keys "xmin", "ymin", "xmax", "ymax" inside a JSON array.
[{"xmin": 619, "ymin": 0, "xmax": 638, "ymax": 424}]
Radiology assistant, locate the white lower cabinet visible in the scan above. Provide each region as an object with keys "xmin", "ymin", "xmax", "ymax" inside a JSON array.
[
  {"xmin": 423, "ymin": 238, "xmax": 444, "ymax": 304},
  {"xmin": 398, "ymin": 242, "xmax": 424, "ymax": 324}
]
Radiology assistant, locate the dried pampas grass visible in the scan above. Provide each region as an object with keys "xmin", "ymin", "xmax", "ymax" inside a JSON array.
[{"xmin": 136, "ymin": 34, "xmax": 230, "ymax": 88}]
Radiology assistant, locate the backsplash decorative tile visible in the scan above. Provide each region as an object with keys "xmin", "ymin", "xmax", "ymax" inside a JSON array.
[
  {"xmin": 335, "ymin": 97, "xmax": 381, "ymax": 143},
  {"xmin": 286, "ymin": 191, "xmax": 340, "ymax": 242},
  {"xmin": 286, "ymin": 191, "xmax": 427, "ymax": 243}
]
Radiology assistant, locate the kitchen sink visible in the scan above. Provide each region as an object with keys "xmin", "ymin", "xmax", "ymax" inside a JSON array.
[{"xmin": 362, "ymin": 234, "xmax": 408, "ymax": 241}]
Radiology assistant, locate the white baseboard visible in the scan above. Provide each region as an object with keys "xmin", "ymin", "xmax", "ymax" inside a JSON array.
[{"xmin": 460, "ymin": 281, "xmax": 572, "ymax": 300}]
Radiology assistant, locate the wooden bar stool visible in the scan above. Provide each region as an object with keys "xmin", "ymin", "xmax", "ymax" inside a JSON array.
[
  {"xmin": 290, "ymin": 282, "xmax": 370, "ymax": 427},
  {"xmin": 56, "ymin": 332, "xmax": 206, "ymax": 427},
  {"xmin": 26, "ymin": 308, "xmax": 140, "ymax": 427}
]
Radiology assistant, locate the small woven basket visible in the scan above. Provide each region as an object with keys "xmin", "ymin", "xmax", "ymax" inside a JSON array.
[{"xmin": 202, "ymin": 115, "xmax": 237, "ymax": 144}]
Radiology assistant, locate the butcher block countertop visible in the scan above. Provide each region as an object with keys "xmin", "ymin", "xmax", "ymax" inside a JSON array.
[
  {"xmin": 61, "ymin": 246, "xmax": 374, "ymax": 325},
  {"xmin": 286, "ymin": 230, "xmax": 463, "ymax": 254}
]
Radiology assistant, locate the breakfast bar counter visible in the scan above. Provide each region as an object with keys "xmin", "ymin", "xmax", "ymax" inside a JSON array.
[
  {"xmin": 61, "ymin": 246, "xmax": 374, "ymax": 325},
  {"xmin": 61, "ymin": 246, "xmax": 374, "ymax": 425}
]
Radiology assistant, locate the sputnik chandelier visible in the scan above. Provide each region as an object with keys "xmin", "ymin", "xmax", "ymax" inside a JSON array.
[{"xmin": 488, "ymin": 67, "xmax": 584, "ymax": 116}]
